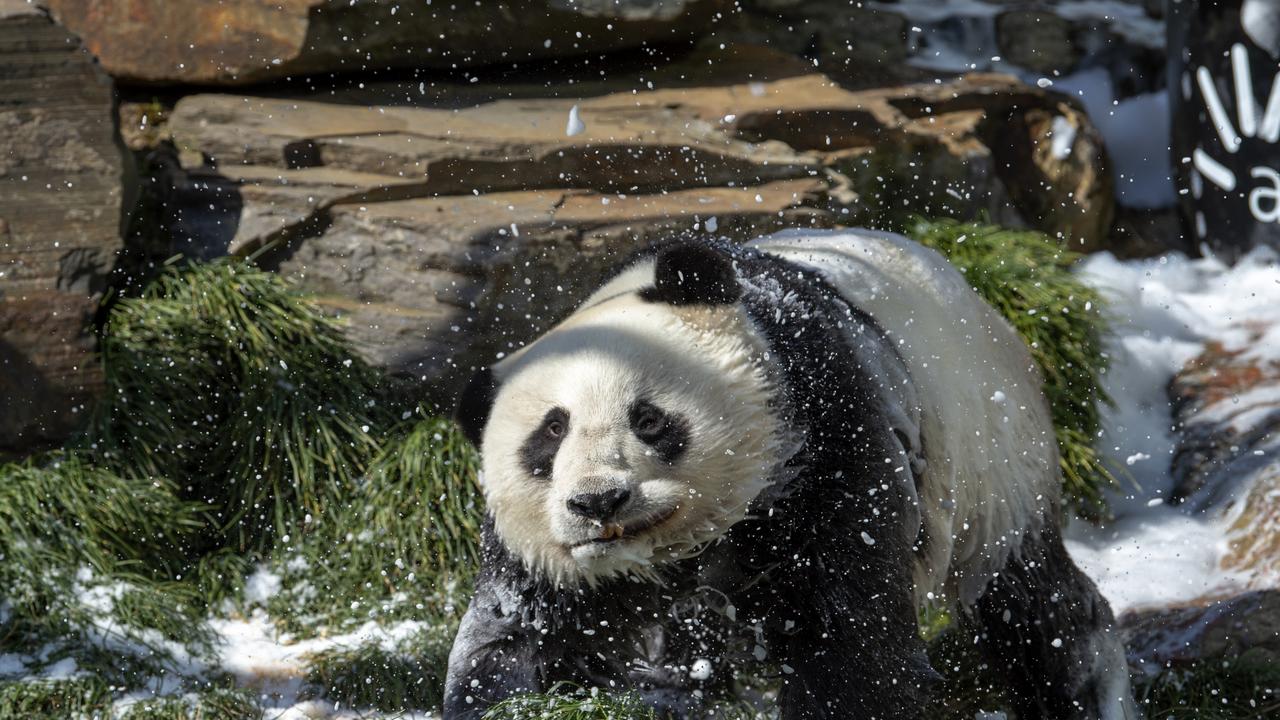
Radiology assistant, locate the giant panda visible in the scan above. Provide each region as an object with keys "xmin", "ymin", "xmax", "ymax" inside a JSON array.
[{"xmin": 444, "ymin": 229, "xmax": 1138, "ymax": 720}]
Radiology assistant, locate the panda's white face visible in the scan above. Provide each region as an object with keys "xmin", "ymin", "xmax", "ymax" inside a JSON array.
[{"xmin": 479, "ymin": 291, "xmax": 783, "ymax": 584}]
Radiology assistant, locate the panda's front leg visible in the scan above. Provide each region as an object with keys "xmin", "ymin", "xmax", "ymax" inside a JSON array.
[
  {"xmin": 761, "ymin": 531, "xmax": 939, "ymax": 720},
  {"xmin": 442, "ymin": 574, "xmax": 545, "ymax": 719}
]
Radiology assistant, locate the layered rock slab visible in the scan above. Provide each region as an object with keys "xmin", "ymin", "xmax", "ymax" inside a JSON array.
[
  {"xmin": 168, "ymin": 71, "xmax": 1114, "ymax": 256},
  {"xmin": 1121, "ymin": 324, "xmax": 1280, "ymax": 675},
  {"xmin": 161, "ymin": 70, "xmax": 1113, "ymax": 397},
  {"xmin": 0, "ymin": 1, "xmax": 131, "ymax": 453}
]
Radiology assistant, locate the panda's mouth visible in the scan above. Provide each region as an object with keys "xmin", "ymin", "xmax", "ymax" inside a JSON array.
[{"xmin": 581, "ymin": 505, "xmax": 679, "ymax": 546}]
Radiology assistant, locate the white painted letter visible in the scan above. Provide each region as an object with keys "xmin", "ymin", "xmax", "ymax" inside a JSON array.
[{"xmin": 1249, "ymin": 166, "xmax": 1280, "ymax": 222}]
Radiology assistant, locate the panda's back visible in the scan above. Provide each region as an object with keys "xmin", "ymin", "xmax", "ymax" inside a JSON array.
[{"xmin": 749, "ymin": 229, "xmax": 1059, "ymax": 606}]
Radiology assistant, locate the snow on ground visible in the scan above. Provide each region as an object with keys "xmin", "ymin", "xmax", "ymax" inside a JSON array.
[
  {"xmin": 209, "ymin": 568, "xmax": 437, "ymax": 719},
  {"xmin": 1065, "ymin": 247, "xmax": 1280, "ymax": 615}
]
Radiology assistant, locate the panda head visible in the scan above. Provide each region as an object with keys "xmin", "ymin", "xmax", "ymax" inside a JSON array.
[{"xmin": 457, "ymin": 242, "xmax": 786, "ymax": 585}]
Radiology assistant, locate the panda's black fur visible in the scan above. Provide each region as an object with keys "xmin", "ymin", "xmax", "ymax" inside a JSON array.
[{"xmin": 444, "ymin": 239, "xmax": 1131, "ymax": 720}]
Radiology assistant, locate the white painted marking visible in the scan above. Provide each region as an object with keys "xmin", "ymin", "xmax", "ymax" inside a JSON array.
[
  {"xmin": 1259, "ymin": 72, "xmax": 1280, "ymax": 142},
  {"xmin": 1232, "ymin": 43, "xmax": 1259, "ymax": 137},
  {"xmin": 1193, "ymin": 147, "xmax": 1238, "ymax": 191},
  {"xmin": 1199, "ymin": 66, "xmax": 1242, "ymax": 153}
]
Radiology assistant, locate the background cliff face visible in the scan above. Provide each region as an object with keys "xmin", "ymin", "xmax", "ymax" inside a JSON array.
[{"xmin": 2, "ymin": 2, "xmax": 1278, "ymax": 718}]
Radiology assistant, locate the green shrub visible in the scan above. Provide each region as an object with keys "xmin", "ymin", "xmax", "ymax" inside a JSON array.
[
  {"xmin": 907, "ymin": 218, "xmax": 1115, "ymax": 517},
  {"xmin": 0, "ymin": 455, "xmax": 211, "ymax": 684},
  {"xmin": 0, "ymin": 453, "xmax": 200, "ymax": 575},
  {"xmin": 90, "ymin": 259, "xmax": 394, "ymax": 550}
]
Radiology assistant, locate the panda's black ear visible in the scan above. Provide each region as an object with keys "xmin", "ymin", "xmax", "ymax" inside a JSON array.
[
  {"xmin": 641, "ymin": 242, "xmax": 740, "ymax": 306},
  {"xmin": 454, "ymin": 366, "xmax": 496, "ymax": 449}
]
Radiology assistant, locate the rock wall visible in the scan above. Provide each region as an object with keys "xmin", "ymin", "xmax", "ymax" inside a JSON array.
[{"xmin": 0, "ymin": 1, "xmax": 131, "ymax": 454}]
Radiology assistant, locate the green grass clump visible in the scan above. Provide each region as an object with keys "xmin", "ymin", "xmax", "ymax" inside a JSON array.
[
  {"xmin": 0, "ymin": 453, "xmax": 200, "ymax": 575},
  {"xmin": 117, "ymin": 687, "xmax": 262, "ymax": 720},
  {"xmin": 484, "ymin": 684, "xmax": 657, "ymax": 720},
  {"xmin": 907, "ymin": 218, "xmax": 1115, "ymax": 517},
  {"xmin": 362, "ymin": 415, "xmax": 485, "ymax": 578},
  {"xmin": 259, "ymin": 414, "xmax": 480, "ymax": 637},
  {"xmin": 0, "ymin": 677, "xmax": 111, "ymax": 719},
  {"xmin": 90, "ymin": 259, "xmax": 392, "ymax": 550},
  {"xmin": 1135, "ymin": 658, "xmax": 1280, "ymax": 719},
  {"xmin": 303, "ymin": 629, "xmax": 453, "ymax": 713},
  {"xmin": 2, "ymin": 259, "xmax": 484, "ymax": 717},
  {"xmin": 0, "ymin": 455, "xmax": 213, "ymax": 685}
]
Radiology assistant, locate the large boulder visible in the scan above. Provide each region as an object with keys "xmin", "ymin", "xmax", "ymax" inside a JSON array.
[
  {"xmin": 165, "ymin": 69, "xmax": 1114, "ymax": 254},
  {"xmin": 0, "ymin": 1, "xmax": 131, "ymax": 454},
  {"xmin": 43, "ymin": 0, "xmax": 723, "ymax": 86}
]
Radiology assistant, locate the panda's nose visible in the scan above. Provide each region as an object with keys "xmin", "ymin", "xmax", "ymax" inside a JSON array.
[{"xmin": 566, "ymin": 488, "xmax": 631, "ymax": 522}]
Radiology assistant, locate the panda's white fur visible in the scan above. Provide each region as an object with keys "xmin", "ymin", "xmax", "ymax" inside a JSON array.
[{"xmin": 481, "ymin": 293, "xmax": 787, "ymax": 585}]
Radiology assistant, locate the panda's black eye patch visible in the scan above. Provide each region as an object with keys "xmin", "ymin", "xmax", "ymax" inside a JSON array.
[
  {"xmin": 629, "ymin": 400, "xmax": 690, "ymax": 464},
  {"xmin": 520, "ymin": 407, "xmax": 569, "ymax": 479}
]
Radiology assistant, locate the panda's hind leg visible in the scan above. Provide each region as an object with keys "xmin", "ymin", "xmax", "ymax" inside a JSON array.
[{"xmin": 969, "ymin": 522, "xmax": 1140, "ymax": 720}]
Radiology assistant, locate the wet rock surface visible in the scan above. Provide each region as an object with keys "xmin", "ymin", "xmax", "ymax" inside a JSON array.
[
  {"xmin": 0, "ymin": 1, "xmax": 132, "ymax": 453},
  {"xmin": 0, "ymin": 1, "xmax": 1132, "ymax": 453}
]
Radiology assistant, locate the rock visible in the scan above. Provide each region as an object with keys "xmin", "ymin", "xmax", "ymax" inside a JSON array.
[
  {"xmin": 1107, "ymin": 206, "xmax": 1191, "ymax": 259},
  {"xmin": 166, "ymin": 70, "xmax": 1114, "ymax": 256},
  {"xmin": 713, "ymin": 3, "xmax": 917, "ymax": 89},
  {"xmin": 996, "ymin": 10, "xmax": 1079, "ymax": 75},
  {"xmin": 159, "ymin": 69, "xmax": 1112, "ymax": 395},
  {"xmin": 0, "ymin": 1, "xmax": 131, "ymax": 454},
  {"xmin": 1168, "ymin": 330, "xmax": 1280, "ymax": 589},
  {"xmin": 988, "ymin": 100, "xmax": 1114, "ymax": 251},
  {"xmin": 1170, "ymin": 335, "xmax": 1280, "ymax": 509},
  {"xmin": 1122, "ymin": 589, "xmax": 1280, "ymax": 671},
  {"xmin": 264, "ymin": 180, "xmax": 828, "ymax": 390},
  {"xmin": 43, "ymin": 0, "xmax": 721, "ymax": 86},
  {"xmin": 808, "ymin": 74, "xmax": 1114, "ymax": 249}
]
